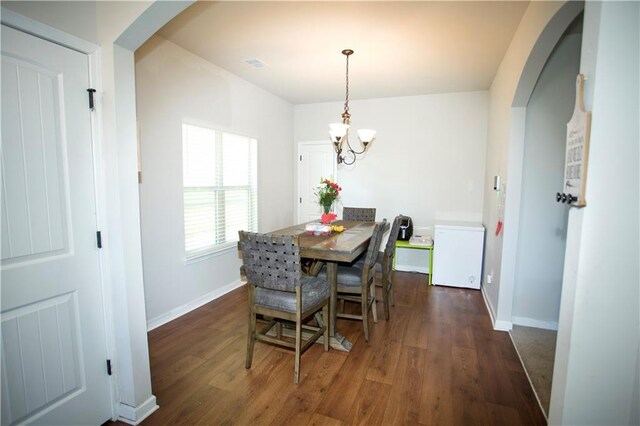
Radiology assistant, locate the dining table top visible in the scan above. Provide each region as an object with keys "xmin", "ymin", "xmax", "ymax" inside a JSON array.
[{"xmin": 269, "ymin": 220, "xmax": 376, "ymax": 263}]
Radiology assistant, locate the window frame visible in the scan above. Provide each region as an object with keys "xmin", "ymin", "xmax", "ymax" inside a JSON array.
[{"xmin": 181, "ymin": 121, "xmax": 258, "ymax": 263}]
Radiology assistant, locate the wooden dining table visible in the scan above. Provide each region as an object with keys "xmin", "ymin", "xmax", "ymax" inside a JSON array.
[{"xmin": 268, "ymin": 220, "xmax": 377, "ymax": 352}]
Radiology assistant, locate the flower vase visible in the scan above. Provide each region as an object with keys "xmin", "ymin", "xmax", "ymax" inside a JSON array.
[{"xmin": 321, "ymin": 203, "xmax": 336, "ymax": 224}]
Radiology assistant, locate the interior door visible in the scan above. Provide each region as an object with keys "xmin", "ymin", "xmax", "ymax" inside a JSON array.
[
  {"xmin": 1, "ymin": 25, "xmax": 112, "ymax": 425},
  {"xmin": 297, "ymin": 142, "xmax": 337, "ymax": 223}
]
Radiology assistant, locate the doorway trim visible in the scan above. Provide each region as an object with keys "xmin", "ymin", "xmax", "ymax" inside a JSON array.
[{"xmin": 496, "ymin": 0, "xmax": 585, "ymax": 328}]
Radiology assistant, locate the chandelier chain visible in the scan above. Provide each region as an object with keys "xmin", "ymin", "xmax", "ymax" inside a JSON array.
[{"xmin": 343, "ymin": 53, "xmax": 350, "ymax": 119}]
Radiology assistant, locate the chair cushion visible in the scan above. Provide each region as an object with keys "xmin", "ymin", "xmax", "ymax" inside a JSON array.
[
  {"xmin": 255, "ymin": 275, "xmax": 330, "ymax": 313},
  {"xmin": 317, "ymin": 263, "xmax": 363, "ymax": 288},
  {"xmin": 353, "ymin": 250, "xmax": 385, "ymax": 273}
]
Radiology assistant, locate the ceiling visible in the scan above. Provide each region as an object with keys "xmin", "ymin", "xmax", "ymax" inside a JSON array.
[{"xmin": 157, "ymin": 1, "xmax": 529, "ymax": 105}]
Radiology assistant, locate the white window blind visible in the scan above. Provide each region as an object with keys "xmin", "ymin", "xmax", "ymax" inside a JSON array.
[{"xmin": 182, "ymin": 124, "xmax": 257, "ymax": 260}]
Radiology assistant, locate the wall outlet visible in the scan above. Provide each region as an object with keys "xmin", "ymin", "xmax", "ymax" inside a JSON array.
[{"xmin": 486, "ymin": 274, "xmax": 493, "ymax": 284}]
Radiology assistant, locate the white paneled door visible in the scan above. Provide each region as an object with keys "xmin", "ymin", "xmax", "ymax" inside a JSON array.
[
  {"xmin": 297, "ymin": 142, "xmax": 337, "ymax": 223},
  {"xmin": 0, "ymin": 25, "xmax": 112, "ymax": 425}
]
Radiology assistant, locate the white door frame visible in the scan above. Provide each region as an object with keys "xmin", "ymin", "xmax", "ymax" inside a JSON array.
[
  {"xmin": 0, "ymin": 8, "xmax": 119, "ymax": 419},
  {"xmin": 296, "ymin": 141, "xmax": 337, "ymax": 223}
]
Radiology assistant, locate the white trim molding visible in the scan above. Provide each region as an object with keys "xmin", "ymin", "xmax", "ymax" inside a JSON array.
[
  {"xmin": 512, "ymin": 316, "xmax": 559, "ymax": 331},
  {"xmin": 0, "ymin": 7, "xmax": 98, "ymax": 54},
  {"xmin": 147, "ymin": 279, "xmax": 246, "ymax": 331},
  {"xmin": 481, "ymin": 284, "xmax": 512, "ymax": 331},
  {"xmin": 118, "ymin": 396, "xmax": 159, "ymax": 425}
]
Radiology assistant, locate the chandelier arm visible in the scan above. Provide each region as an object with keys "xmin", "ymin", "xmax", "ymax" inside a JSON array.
[
  {"xmin": 341, "ymin": 150, "xmax": 357, "ymax": 165},
  {"xmin": 344, "ymin": 135, "xmax": 367, "ymax": 155}
]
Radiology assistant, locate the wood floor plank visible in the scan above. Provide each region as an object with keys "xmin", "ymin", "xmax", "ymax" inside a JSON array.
[
  {"xmin": 269, "ymin": 350, "xmax": 346, "ymax": 425},
  {"xmin": 307, "ymin": 413, "xmax": 344, "ymax": 426},
  {"xmin": 345, "ymin": 379, "xmax": 391, "ymax": 425},
  {"xmin": 314, "ymin": 333, "xmax": 373, "ymax": 423},
  {"xmin": 381, "ymin": 345, "xmax": 427, "ymax": 425},
  {"xmin": 419, "ymin": 344, "xmax": 454, "ymax": 425},
  {"xmin": 403, "ymin": 310, "xmax": 430, "ymax": 349},
  {"xmin": 365, "ymin": 307, "xmax": 409, "ymax": 384},
  {"xmin": 157, "ymin": 383, "xmax": 228, "ymax": 425},
  {"xmin": 450, "ymin": 345, "xmax": 490, "ymax": 426},
  {"xmin": 108, "ymin": 272, "xmax": 545, "ymax": 426}
]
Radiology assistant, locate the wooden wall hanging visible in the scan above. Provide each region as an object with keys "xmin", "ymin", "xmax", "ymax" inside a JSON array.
[{"xmin": 557, "ymin": 74, "xmax": 591, "ymax": 207}]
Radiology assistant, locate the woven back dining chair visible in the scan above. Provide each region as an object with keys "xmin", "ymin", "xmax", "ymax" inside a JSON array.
[
  {"xmin": 239, "ymin": 231, "xmax": 330, "ymax": 384},
  {"xmin": 343, "ymin": 207, "xmax": 376, "ymax": 222},
  {"xmin": 377, "ymin": 215, "xmax": 403, "ymax": 320},
  {"xmin": 317, "ymin": 220, "xmax": 386, "ymax": 342}
]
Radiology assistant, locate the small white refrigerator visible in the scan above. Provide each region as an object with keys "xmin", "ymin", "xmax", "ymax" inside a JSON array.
[{"xmin": 433, "ymin": 221, "xmax": 485, "ymax": 289}]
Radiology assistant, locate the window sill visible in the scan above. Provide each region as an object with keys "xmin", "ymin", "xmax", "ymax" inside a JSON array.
[{"xmin": 184, "ymin": 244, "xmax": 237, "ymax": 265}]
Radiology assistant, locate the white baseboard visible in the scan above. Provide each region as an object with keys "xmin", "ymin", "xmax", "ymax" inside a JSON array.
[
  {"xmin": 146, "ymin": 279, "xmax": 245, "ymax": 331},
  {"xmin": 493, "ymin": 319, "xmax": 513, "ymax": 331},
  {"xmin": 512, "ymin": 316, "xmax": 558, "ymax": 331},
  {"xmin": 118, "ymin": 396, "xmax": 158, "ymax": 425},
  {"xmin": 480, "ymin": 284, "xmax": 512, "ymax": 331}
]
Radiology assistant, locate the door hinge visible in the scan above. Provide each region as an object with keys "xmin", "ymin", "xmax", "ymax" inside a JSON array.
[
  {"xmin": 87, "ymin": 88, "xmax": 96, "ymax": 111},
  {"xmin": 299, "ymin": 197, "xmax": 302, "ymax": 203},
  {"xmin": 96, "ymin": 231, "xmax": 102, "ymax": 249},
  {"xmin": 299, "ymin": 155, "xmax": 302, "ymax": 161},
  {"xmin": 106, "ymin": 359, "xmax": 112, "ymax": 376}
]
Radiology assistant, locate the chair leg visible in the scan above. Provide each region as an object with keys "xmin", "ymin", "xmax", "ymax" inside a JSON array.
[
  {"xmin": 322, "ymin": 302, "xmax": 330, "ymax": 352},
  {"xmin": 390, "ymin": 271, "xmax": 395, "ymax": 306},
  {"xmin": 294, "ymin": 318, "xmax": 302, "ymax": 384},
  {"xmin": 371, "ymin": 282, "xmax": 378, "ymax": 324},
  {"xmin": 246, "ymin": 288, "xmax": 256, "ymax": 369},
  {"xmin": 382, "ymin": 272, "xmax": 390, "ymax": 321},
  {"xmin": 276, "ymin": 321, "xmax": 282, "ymax": 339},
  {"xmin": 362, "ymin": 285, "xmax": 370, "ymax": 342}
]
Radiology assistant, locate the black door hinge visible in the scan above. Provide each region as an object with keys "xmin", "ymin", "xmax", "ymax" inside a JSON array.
[
  {"xmin": 96, "ymin": 231, "xmax": 102, "ymax": 249},
  {"xmin": 106, "ymin": 359, "xmax": 112, "ymax": 376},
  {"xmin": 299, "ymin": 155, "xmax": 302, "ymax": 161},
  {"xmin": 87, "ymin": 88, "xmax": 96, "ymax": 110}
]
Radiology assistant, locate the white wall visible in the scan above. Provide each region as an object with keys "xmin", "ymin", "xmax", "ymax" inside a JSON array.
[
  {"xmin": 2, "ymin": 0, "xmax": 98, "ymax": 43},
  {"xmin": 512, "ymin": 32, "xmax": 581, "ymax": 330},
  {"xmin": 135, "ymin": 35, "xmax": 294, "ymax": 327},
  {"xmin": 549, "ymin": 1, "xmax": 640, "ymax": 424},
  {"xmin": 295, "ymin": 92, "xmax": 488, "ymax": 231}
]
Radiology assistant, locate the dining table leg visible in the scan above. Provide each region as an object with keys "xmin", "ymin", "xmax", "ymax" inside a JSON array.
[
  {"xmin": 327, "ymin": 262, "xmax": 338, "ymax": 337},
  {"xmin": 326, "ymin": 261, "xmax": 352, "ymax": 352}
]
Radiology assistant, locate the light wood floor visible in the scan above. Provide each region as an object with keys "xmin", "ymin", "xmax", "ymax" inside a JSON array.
[{"xmin": 123, "ymin": 272, "xmax": 545, "ymax": 425}]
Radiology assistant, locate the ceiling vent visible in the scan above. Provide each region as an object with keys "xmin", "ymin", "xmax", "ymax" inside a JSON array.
[{"xmin": 244, "ymin": 58, "xmax": 266, "ymax": 69}]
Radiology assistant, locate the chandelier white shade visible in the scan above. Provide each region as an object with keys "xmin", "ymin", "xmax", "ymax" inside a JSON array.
[
  {"xmin": 330, "ymin": 49, "xmax": 376, "ymax": 165},
  {"xmin": 357, "ymin": 129, "xmax": 377, "ymax": 143}
]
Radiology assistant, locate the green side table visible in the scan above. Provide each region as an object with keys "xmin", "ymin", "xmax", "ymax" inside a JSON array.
[{"xmin": 394, "ymin": 240, "xmax": 434, "ymax": 285}]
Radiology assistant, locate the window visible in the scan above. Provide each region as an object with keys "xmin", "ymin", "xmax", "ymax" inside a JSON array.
[{"xmin": 182, "ymin": 123, "xmax": 257, "ymax": 260}]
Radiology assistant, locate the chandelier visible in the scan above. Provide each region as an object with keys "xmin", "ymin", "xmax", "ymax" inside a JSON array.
[{"xmin": 329, "ymin": 49, "xmax": 376, "ymax": 165}]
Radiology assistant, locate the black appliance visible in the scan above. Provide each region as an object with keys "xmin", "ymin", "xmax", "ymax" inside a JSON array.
[{"xmin": 398, "ymin": 216, "xmax": 413, "ymax": 241}]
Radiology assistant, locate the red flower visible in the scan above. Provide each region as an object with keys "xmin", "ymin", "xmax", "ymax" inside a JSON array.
[{"xmin": 321, "ymin": 213, "xmax": 337, "ymax": 224}]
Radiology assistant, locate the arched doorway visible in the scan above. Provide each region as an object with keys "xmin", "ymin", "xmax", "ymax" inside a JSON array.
[{"xmin": 498, "ymin": 0, "xmax": 583, "ymax": 419}]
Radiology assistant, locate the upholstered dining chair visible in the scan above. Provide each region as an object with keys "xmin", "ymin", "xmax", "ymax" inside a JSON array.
[
  {"xmin": 349, "ymin": 215, "xmax": 401, "ymax": 320},
  {"xmin": 318, "ymin": 220, "xmax": 386, "ymax": 342},
  {"xmin": 239, "ymin": 231, "xmax": 330, "ymax": 384},
  {"xmin": 343, "ymin": 207, "xmax": 376, "ymax": 222},
  {"xmin": 376, "ymin": 215, "xmax": 403, "ymax": 320}
]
